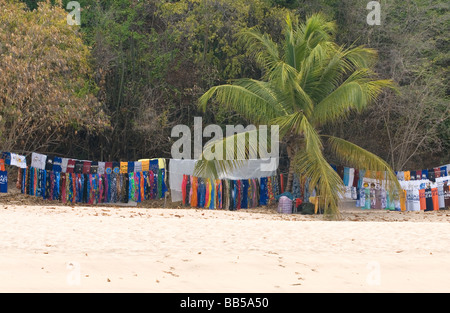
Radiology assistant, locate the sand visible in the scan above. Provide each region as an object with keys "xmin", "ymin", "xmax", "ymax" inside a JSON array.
[{"xmin": 0, "ymin": 200, "xmax": 449, "ymax": 293}]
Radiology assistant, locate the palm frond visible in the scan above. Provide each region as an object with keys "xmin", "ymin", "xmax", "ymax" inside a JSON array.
[
  {"xmin": 266, "ymin": 61, "xmax": 314, "ymax": 116},
  {"xmin": 343, "ymin": 45, "xmax": 379, "ymax": 70},
  {"xmin": 236, "ymin": 28, "xmax": 280, "ymax": 72},
  {"xmin": 270, "ymin": 111, "xmax": 304, "ymax": 138},
  {"xmin": 198, "ymin": 80, "xmax": 285, "ymax": 124},
  {"xmin": 290, "ymin": 115, "xmax": 344, "ymax": 219},
  {"xmin": 324, "ymin": 135, "xmax": 402, "ymax": 194},
  {"xmin": 312, "ymin": 69, "xmax": 395, "ymax": 126},
  {"xmin": 193, "ymin": 128, "xmax": 278, "ymax": 180}
]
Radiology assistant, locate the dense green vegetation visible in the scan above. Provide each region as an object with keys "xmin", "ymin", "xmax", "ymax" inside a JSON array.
[{"xmin": 2, "ymin": 0, "xmax": 449, "ymax": 172}]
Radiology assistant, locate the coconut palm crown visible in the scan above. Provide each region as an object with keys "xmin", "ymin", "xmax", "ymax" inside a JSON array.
[{"xmin": 194, "ymin": 13, "xmax": 401, "ymax": 219}]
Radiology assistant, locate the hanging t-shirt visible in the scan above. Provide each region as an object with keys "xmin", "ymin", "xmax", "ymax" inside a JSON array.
[
  {"xmin": 421, "ymin": 169, "xmax": 428, "ymax": 180},
  {"xmin": 61, "ymin": 158, "xmax": 69, "ymax": 173},
  {"xmin": 343, "ymin": 167, "xmax": 350, "ymax": 186},
  {"xmin": 364, "ymin": 187, "xmax": 371, "ymax": 209},
  {"xmin": 198, "ymin": 178, "xmax": 206, "ymax": 208},
  {"xmin": 352, "ymin": 169, "xmax": 359, "ymax": 188},
  {"xmin": 0, "ymin": 171, "xmax": 7, "ymax": 193},
  {"xmin": 437, "ymin": 182, "xmax": 445, "ymax": 209},
  {"xmin": 412, "ymin": 189, "xmax": 420, "ymax": 211},
  {"xmin": 0, "ymin": 159, "xmax": 5, "ymax": 171},
  {"xmin": 149, "ymin": 159, "xmax": 159, "ymax": 173},
  {"xmin": 90, "ymin": 161, "xmax": 98, "ymax": 174},
  {"xmin": 82, "ymin": 161, "xmax": 92, "ymax": 174},
  {"xmin": 127, "ymin": 161, "xmax": 135, "ymax": 174},
  {"xmin": 404, "ymin": 171, "xmax": 411, "ymax": 181},
  {"xmin": 120, "ymin": 162, "xmax": 128, "ymax": 174},
  {"xmin": 434, "ymin": 167, "xmax": 441, "ymax": 179},
  {"xmin": 441, "ymin": 166, "xmax": 448, "ymax": 177},
  {"xmin": 428, "ymin": 169, "xmax": 436, "ymax": 182},
  {"xmin": 424, "ymin": 188, "xmax": 433, "ymax": 211},
  {"xmin": 416, "ymin": 170, "xmax": 422, "ymax": 180},
  {"xmin": 410, "ymin": 170, "xmax": 416, "ymax": 181},
  {"xmin": 52, "ymin": 157, "xmax": 62, "ymax": 172},
  {"xmin": 134, "ymin": 161, "xmax": 142, "ymax": 173},
  {"xmin": 358, "ymin": 187, "xmax": 365, "ymax": 208},
  {"xmin": 66, "ymin": 159, "xmax": 76, "ymax": 173},
  {"xmin": 374, "ymin": 189, "xmax": 382, "ymax": 210},
  {"xmin": 98, "ymin": 162, "xmax": 105, "ymax": 175},
  {"xmin": 431, "ymin": 187, "xmax": 439, "ymax": 211},
  {"xmin": 141, "ymin": 160, "xmax": 150, "ymax": 172},
  {"xmin": 74, "ymin": 161, "xmax": 83, "ymax": 174},
  {"xmin": 2, "ymin": 152, "xmax": 11, "ymax": 165},
  {"xmin": 11, "ymin": 153, "xmax": 27, "ymax": 169},
  {"xmin": 112, "ymin": 162, "xmax": 120, "ymax": 174},
  {"xmin": 444, "ymin": 182, "xmax": 450, "ymax": 208},
  {"xmin": 190, "ymin": 176, "xmax": 198, "ymax": 207},
  {"xmin": 31, "ymin": 152, "xmax": 47, "ymax": 170},
  {"xmin": 337, "ymin": 166, "xmax": 344, "ymax": 180},
  {"xmin": 45, "ymin": 156, "xmax": 54, "ymax": 171},
  {"xmin": 105, "ymin": 162, "xmax": 113, "ymax": 174},
  {"xmin": 419, "ymin": 189, "xmax": 426, "ymax": 210},
  {"xmin": 349, "ymin": 168, "xmax": 355, "ymax": 187},
  {"xmin": 400, "ymin": 190, "xmax": 406, "ymax": 211}
]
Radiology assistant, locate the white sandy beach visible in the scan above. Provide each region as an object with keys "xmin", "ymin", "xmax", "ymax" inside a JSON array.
[{"xmin": 0, "ymin": 201, "xmax": 449, "ymax": 293}]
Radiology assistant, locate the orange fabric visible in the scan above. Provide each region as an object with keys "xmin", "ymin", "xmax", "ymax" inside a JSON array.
[
  {"xmin": 140, "ymin": 173, "xmax": 145, "ymax": 201},
  {"xmin": 432, "ymin": 188, "xmax": 439, "ymax": 211},
  {"xmin": 419, "ymin": 189, "xmax": 426, "ymax": 210},
  {"xmin": 0, "ymin": 159, "xmax": 4, "ymax": 171},
  {"xmin": 141, "ymin": 160, "xmax": 150, "ymax": 172},
  {"xmin": 191, "ymin": 177, "xmax": 198, "ymax": 207},
  {"xmin": 400, "ymin": 190, "xmax": 407, "ymax": 211},
  {"xmin": 404, "ymin": 171, "xmax": 410, "ymax": 181},
  {"xmin": 120, "ymin": 162, "xmax": 128, "ymax": 174}
]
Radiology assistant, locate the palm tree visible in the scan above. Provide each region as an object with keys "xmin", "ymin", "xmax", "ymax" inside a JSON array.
[{"xmin": 194, "ymin": 13, "xmax": 401, "ymax": 219}]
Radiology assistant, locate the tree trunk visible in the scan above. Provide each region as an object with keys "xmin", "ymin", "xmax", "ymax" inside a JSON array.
[{"xmin": 286, "ymin": 144, "xmax": 295, "ymax": 192}]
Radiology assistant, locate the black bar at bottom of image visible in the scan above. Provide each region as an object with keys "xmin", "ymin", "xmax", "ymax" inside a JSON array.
[{"xmin": 153, "ymin": 293, "xmax": 308, "ymax": 312}]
